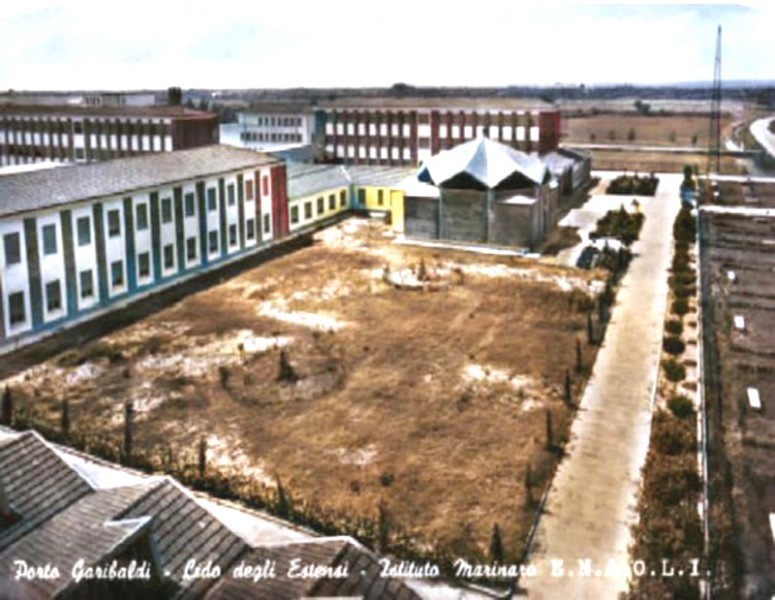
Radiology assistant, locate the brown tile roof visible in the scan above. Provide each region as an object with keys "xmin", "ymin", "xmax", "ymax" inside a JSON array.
[{"xmin": 318, "ymin": 96, "xmax": 554, "ymax": 112}]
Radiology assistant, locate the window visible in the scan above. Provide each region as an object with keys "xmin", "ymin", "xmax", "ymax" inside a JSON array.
[
  {"xmin": 80, "ymin": 270, "xmax": 94, "ymax": 299},
  {"xmin": 329, "ymin": 194, "xmax": 336, "ymax": 210},
  {"xmin": 207, "ymin": 188, "xmax": 217, "ymax": 212},
  {"xmin": 184, "ymin": 192, "xmax": 196, "ymax": 217},
  {"xmin": 3, "ymin": 232, "xmax": 21, "ymax": 265},
  {"xmin": 42, "ymin": 224, "xmax": 58, "ymax": 255},
  {"xmin": 73, "ymin": 121, "xmax": 83, "ymax": 135},
  {"xmin": 45, "ymin": 281, "xmax": 61, "ymax": 312},
  {"xmin": 161, "ymin": 197, "xmax": 173, "ymax": 224},
  {"xmin": 304, "ymin": 202, "xmax": 312, "ymax": 220},
  {"xmin": 246, "ymin": 219, "xmax": 256, "ymax": 241},
  {"xmin": 8, "ymin": 292, "xmax": 25, "ymax": 325},
  {"xmin": 340, "ymin": 190, "xmax": 347, "ymax": 208},
  {"xmin": 227, "ymin": 184, "xmax": 235, "ymax": 206},
  {"xmin": 135, "ymin": 203, "xmax": 149, "ymax": 231},
  {"xmin": 246, "ymin": 180, "xmax": 254, "ymax": 201},
  {"xmin": 317, "ymin": 197, "xmax": 324, "ymax": 214},
  {"xmin": 186, "ymin": 237, "xmax": 197, "ymax": 261},
  {"xmin": 378, "ymin": 190, "xmax": 384, "ymax": 206},
  {"xmin": 208, "ymin": 231, "xmax": 219, "ymax": 253},
  {"xmin": 262, "ymin": 176, "xmax": 269, "ymax": 196},
  {"xmin": 263, "ymin": 213, "xmax": 271, "ymax": 233},
  {"xmin": 163, "ymin": 244, "xmax": 175, "ymax": 269},
  {"xmin": 228, "ymin": 224, "xmax": 237, "ymax": 247},
  {"xmin": 75, "ymin": 148, "xmax": 85, "ymax": 160},
  {"xmin": 358, "ymin": 189, "xmax": 366, "ymax": 206},
  {"xmin": 137, "ymin": 252, "xmax": 150, "ymax": 278},
  {"xmin": 107, "ymin": 209, "xmax": 121, "ymax": 238},
  {"xmin": 290, "ymin": 206, "xmax": 299, "ymax": 225},
  {"xmin": 76, "ymin": 216, "xmax": 91, "ymax": 246},
  {"xmin": 110, "ymin": 260, "xmax": 124, "ymax": 288}
]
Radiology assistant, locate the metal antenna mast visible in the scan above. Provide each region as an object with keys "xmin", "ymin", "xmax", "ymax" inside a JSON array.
[{"xmin": 707, "ymin": 25, "xmax": 722, "ymax": 176}]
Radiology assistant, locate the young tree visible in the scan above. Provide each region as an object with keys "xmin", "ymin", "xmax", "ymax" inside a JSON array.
[
  {"xmin": 489, "ymin": 524, "xmax": 505, "ymax": 563},
  {"xmin": 61, "ymin": 399, "xmax": 70, "ymax": 437},
  {"xmin": 545, "ymin": 410, "xmax": 554, "ymax": 450},
  {"xmin": 198, "ymin": 436, "xmax": 207, "ymax": 478},
  {"xmin": 1, "ymin": 386, "xmax": 12, "ymax": 426}
]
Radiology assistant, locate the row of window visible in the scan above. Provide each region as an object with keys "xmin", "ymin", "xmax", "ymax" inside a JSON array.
[
  {"xmin": 240, "ymin": 131, "xmax": 304, "ymax": 143},
  {"xmin": 4, "ymin": 214, "xmax": 269, "ymax": 329},
  {"xmin": 2, "ymin": 187, "xmax": 266, "ymax": 269},
  {"xmin": 247, "ymin": 116, "xmax": 303, "ymax": 128},
  {"xmin": 0, "ymin": 117, "xmax": 172, "ymax": 137},
  {"xmin": 289, "ymin": 190, "xmax": 347, "ymax": 225}
]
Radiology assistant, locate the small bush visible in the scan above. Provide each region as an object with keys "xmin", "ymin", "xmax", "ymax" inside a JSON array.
[
  {"xmin": 665, "ymin": 319, "xmax": 683, "ymax": 336},
  {"xmin": 663, "ymin": 359, "xmax": 687, "ymax": 382},
  {"xmin": 672, "ymin": 298, "xmax": 689, "ymax": 316},
  {"xmin": 671, "ymin": 272, "xmax": 696, "ymax": 287},
  {"xmin": 663, "ymin": 336, "xmax": 686, "ymax": 355},
  {"xmin": 673, "ymin": 284, "xmax": 696, "ymax": 299},
  {"xmin": 672, "ymin": 254, "xmax": 691, "ymax": 273},
  {"xmin": 668, "ymin": 395, "xmax": 695, "ymax": 419}
]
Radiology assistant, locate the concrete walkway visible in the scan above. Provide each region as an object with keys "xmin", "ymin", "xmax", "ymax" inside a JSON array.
[{"xmin": 521, "ymin": 174, "xmax": 682, "ymax": 599}]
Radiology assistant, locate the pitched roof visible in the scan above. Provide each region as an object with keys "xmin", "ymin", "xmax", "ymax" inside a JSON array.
[
  {"xmin": 0, "ymin": 483, "xmax": 156, "ymax": 598},
  {"xmin": 118, "ymin": 479, "xmax": 248, "ymax": 599},
  {"xmin": 286, "ymin": 163, "xmax": 351, "ymax": 199},
  {"xmin": 420, "ymin": 136, "xmax": 549, "ymax": 189},
  {"xmin": 0, "ymin": 431, "xmax": 93, "ymax": 551},
  {"xmin": 0, "ymin": 145, "xmax": 279, "ymax": 218}
]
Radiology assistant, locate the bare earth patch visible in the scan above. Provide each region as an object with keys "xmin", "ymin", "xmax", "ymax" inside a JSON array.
[{"xmin": 4, "ymin": 217, "xmax": 606, "ymax": 561}]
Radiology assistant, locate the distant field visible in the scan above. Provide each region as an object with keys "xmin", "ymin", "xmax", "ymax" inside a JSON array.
[
  {"xmin": 562, "ymin": 113, "xmax": 733, "ymax": 148},
  {"xmin": 585, "ymin": 149, "xmax": 743, "ymax": 174}
]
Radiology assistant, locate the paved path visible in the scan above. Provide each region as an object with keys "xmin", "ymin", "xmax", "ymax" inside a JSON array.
[
  {"xmin": 521, "ymin": 174, "xmax": 682, "ymax": 599},
  {"xmin": 750, "ymin": 116, "xmax": 775, "ymax": 159}
]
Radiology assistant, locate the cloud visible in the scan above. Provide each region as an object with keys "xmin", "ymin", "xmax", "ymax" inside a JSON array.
[{"xmin": 0, "ymin": 2, "xmax": 771, "ymax": 90}]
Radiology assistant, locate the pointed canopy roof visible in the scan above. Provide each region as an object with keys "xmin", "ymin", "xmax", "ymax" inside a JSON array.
[{"xmin": 418, "ymin": 136, "xmax": 550, "ymax": 190}]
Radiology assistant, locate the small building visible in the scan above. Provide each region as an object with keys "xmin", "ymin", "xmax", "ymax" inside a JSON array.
[
  {"xmin": 235, "ymin": 102, "xmax": 316, "ymax": 147},
  {"xmin": 398, "ymin": 136, "xmax": 560, "ymax": 249},
  {"xmin": 0, "ymin": 145, "xmax": 288, "ymax": 349}
]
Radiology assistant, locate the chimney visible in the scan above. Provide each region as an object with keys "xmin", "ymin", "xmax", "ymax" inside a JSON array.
[{"xmin": 168, "ymin": 86, "xmax": 182, "ymax": 107}]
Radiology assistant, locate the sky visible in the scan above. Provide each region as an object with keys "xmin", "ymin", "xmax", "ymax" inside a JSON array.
[{"xmin": 1, "ymin": 1, "xmax": 772, "ymax": 90}]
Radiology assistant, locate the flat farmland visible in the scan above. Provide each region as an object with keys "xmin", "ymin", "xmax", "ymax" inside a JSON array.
[
  {"xmin": 584, "ymin": 149, "xmax": 742, "ymax": 174},
  {"xmin": 3, "ymin": 219, "xmax": 606, "ymax": 561},
  {"xmin": 562, "ymin": 113, "xmax": 734, "ymax": 147}
]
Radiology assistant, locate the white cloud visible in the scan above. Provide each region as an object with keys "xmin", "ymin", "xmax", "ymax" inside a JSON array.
[{"xmin": 0, "ymin": 2, "xmax": 771, "ymax": 90}]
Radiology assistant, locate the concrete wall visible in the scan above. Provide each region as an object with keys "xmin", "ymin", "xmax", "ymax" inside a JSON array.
[
  {"xmin": 439, "ymin": 190, "xmax": 487, "ymax": 243},
  {"xmin": 404, "ymin": 196, "xmax": 439, "ymax": 240}
]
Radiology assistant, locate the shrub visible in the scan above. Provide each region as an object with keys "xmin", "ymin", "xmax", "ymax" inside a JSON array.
[
  {"xmin": 668, "ymin": 395, "xmax": 695, "ymax": 419},
  {"xmin": 673, "ymin": 207, "xmax": 697, "ymax": 243},
  {"xmin": 671, "ymin": 272, "xmax": 696, "ymax": 287},
  {"xmin": 673, "ymin": 284, "xmax": 696, "ymax": 299},
  {"xmin": 663, "ymin": 336, "xmax": 686, "ymax": 355},
  {"xmin": 672, "ymin": 298, "xmax": 689, "ymax": 316},
  {"xmin": 663, "ymin": 359, "xmax": 686, "ymax": 382},
  {"xmin": 650, "ymin": 411, "xmax": 697, "ymax": 455},
  {"xmin": 665, "ymin": 319, "xmax": 683, "ymax": 336},
  {"xmin": 672, "ymin": 254, "xmax": 690, "ymax": 273}
]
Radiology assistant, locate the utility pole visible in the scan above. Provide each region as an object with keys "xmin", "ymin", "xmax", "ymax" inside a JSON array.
[{"xmin": 707, "ymin": 25, "xmax": 722, "ymax": 177}]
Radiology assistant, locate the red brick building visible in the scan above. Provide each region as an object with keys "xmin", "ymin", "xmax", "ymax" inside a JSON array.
[{"xmin": 318, "ymin": 97, "xmax": 561, "ymax": 167}]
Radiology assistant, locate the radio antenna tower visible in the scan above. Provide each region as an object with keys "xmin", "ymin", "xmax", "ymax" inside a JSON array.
[{"xmin": 707, "ymin": 25, "xmax": 722, "ymax": 176}]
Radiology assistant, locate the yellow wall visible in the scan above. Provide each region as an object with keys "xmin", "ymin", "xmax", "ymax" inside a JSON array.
[
  {"xmin": 288, "ymin": 186, "xmax": 349, "ymax": 232},
  {"xmin": 354, "ymin": 186, "xmax": 392, "ymax": 211},
  {"xmin": 390, "ymin": 190, "xmax": 405, "ymax": 233}
]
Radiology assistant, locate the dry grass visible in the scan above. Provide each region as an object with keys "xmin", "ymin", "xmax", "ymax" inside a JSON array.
[
  {"xmin": 562, "ymin": 113, "xmax": 734, "ymax": 148},
  {"xmin": 4, "ymin": 219, "xmax": 606, "ymax": 560}
]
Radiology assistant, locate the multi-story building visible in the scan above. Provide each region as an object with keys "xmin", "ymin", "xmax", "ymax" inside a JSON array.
[
  {"xmin": 235, "ymin": 103, "xmax": 315, "ymax": 146},
  {"xmin": 0, "ymin": 145, "xmax": 287, "ymax": 348},
  {"xmin": 318, "ymin": 97, "xmax": 561, "ymax": 167},
  {"xmin": 0, "ymin": 104, "xmax": 219, "ymax": 167}
]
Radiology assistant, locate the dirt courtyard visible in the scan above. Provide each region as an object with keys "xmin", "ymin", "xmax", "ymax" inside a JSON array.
[{"xmin": 4, "ymin": 218, "xmax": 606, "ymax": 560}]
